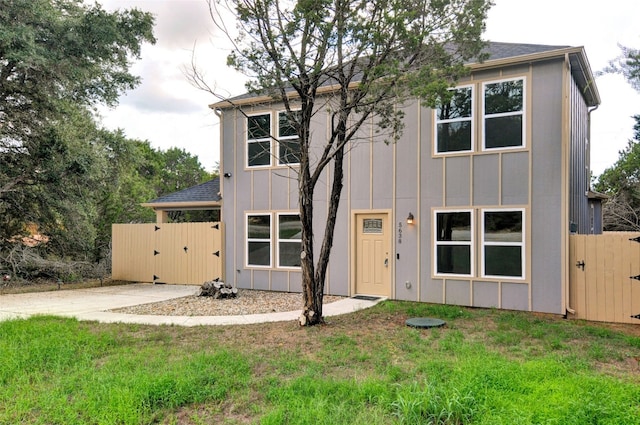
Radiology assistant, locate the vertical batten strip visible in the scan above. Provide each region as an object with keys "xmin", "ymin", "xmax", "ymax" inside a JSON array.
[{"xmin": 416, "ymin": 102, "xmax": 422, "ymax": 302}]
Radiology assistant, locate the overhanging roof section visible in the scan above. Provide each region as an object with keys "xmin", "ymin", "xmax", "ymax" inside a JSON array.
[
  {"xmin": 210, "ymin": 41, "xmax": 601, "ymax": 109},
  {"xmin": 468, "ymin": 42, "xmax": 600, "ymax": 107},
  {"xmin": 141, "ymin": 178, "xmax": 221, "ymax": 211}
]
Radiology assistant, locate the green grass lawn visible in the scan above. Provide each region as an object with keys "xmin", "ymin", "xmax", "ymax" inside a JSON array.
[{"xmin": 0, "ymin": 301, "xmax": 639, "ymax": 424}]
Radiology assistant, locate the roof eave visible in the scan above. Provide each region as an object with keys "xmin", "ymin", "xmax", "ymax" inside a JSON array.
[
  {"xmin": 141, "ymin": 201, "xmax": 222, "ymax": 211},
  {"xmin": 469, "ymin": 46, "xmax": 600, "ymax": 107},
  {"xmin": 209, "ymin": 82, "xmax": 360, "ymax": 109},
  {"xmin": 587, "ymin": 190, "xmax": 609, "ymax": 200},
  {"xmin": 211, "ymin": 46, "xmax": 601, "ymax": 109}
]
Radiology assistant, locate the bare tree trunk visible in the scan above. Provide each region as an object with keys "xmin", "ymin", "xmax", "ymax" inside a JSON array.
[
  {"xmin": 299, "ymin": 155, "xmax": 318, "ymax": 325},
  {"xmin": 299, "ymin": 124, "xmax": 346, "ymax": 326}
]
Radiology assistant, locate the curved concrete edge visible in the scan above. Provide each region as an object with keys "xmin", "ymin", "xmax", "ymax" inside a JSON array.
[
  {"xmin": 0, "ymin": 283, "xmax": 386, "ymax": 327},
  {"xmin": 72, "ymin": 297, "xmax": 386, "ymax": 327}
]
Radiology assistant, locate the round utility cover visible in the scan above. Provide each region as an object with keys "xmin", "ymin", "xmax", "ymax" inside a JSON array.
[{"xmin": 405, "ymin": 317, "xmax": 446, "ymax": 328}]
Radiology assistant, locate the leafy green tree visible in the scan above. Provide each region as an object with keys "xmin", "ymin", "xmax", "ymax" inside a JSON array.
[
  {"xmin": 594, "ymin": 115, "xmax": 640, "ymax": 230},
  {"xmin": 201, "ymin": 0, "xmax": 491, "ymax": 325},
  {"xmin": 595, "ymin": 44, "xmax": 640, "ymax": 230},
  {"xmin": 157, "ymin": 147, "xmax": 210, "ymax": 194},
  {"xmin": 603, "ymin": 44, "xmax": 640, "ymax": 91},
  {"xmin": 92, "ymin": 138, "xmax": 213, "ymax": 261},
  {"xmin": 0, "ymin": 0, "xmax": 155, "ymax": 257}
]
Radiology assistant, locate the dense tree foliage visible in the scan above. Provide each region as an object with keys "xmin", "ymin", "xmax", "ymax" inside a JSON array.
[
  {"xmin": 0, "ymin": 1, "xmax": 211, "ymax": 279},
  {"xmin": 594, "ymin": 115, "xmax": 640, "ymax": 230},
  {"xmin": 203, "ymin": 0, "xmax": 491, "ymax": 325},
  {"xmin": 1, "ymin": 0, "xmax": 154, "ymax": 252},
  {"xmin": 595, "ymin": 44, "xmax": 640, "ymax": 230}
]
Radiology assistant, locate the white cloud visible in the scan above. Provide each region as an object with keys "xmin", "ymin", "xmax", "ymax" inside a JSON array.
[
  {"xmin": 484, "ymin": 0, "xmax": 640, "ymax": 176},
  {"xmin": 95, "ymin": 0, "xmax": 640, "ymax": 175}
]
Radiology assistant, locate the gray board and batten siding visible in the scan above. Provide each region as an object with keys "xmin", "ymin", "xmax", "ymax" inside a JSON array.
[{"xmin": 214, "ymin": 42, "xmax": 600, "ymax": 316}]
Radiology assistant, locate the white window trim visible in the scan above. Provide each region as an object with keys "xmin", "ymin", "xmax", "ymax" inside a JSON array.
[
  {"xmin": 276, "ymin": 212, "xmax": 302, "ymax": 269},
  {"xmin": 433, "ymin": 209, "xmax": 475, "ymax": 278},
  {"xmin": 276, "ymin": 110, "xmax": 301, "ymax": 166},
  {"xmin": 481, "ymin": 77, "xmax": 526, "ymax": 152},
  {"xmin": 480, "ymin": 208, "xmax": 525, "ymax": 280},
  {"xmin": 246, "ymin": 112, "xmax": 272, "ymax": 168},
  {"xmin": 434, "ymin": 85, "xmax": 474, "ymax": 155},
  {"xmin": 246, "ymin": 213, "xmax": 272, "ymax": 268}
]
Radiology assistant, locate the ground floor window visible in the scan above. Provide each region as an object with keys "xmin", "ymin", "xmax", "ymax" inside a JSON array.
[
  {"xmin": 481, "ymin": 209, "xmax": 524, "ymax": 278},
  {"xmin": 434, "ymin": 210, "xmax": 473, "ymax": 276},
  {"xmin": 246, "ymin": 212, "xmax": 301, "ymax": 269},
  {"xmin": 246, "ymin": 214, "xmax": 271, "ymax": 267},
  {"xmin": 434, "ymin": 208, "xmax": 525, "ymax": 279},
  {"xmin": 277, "ymin": 213, "xmax": 302, "ymax": 268}
]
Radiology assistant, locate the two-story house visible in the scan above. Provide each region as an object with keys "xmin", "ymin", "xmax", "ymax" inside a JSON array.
[{"xmin": 211, "ymin": 42, "xmax": 601, "ymax": 315}]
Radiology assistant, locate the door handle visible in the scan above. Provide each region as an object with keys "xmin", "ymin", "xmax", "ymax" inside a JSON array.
[{"xmin": 384, "ymin": 258, "xmax": 389, "ymax": 267}]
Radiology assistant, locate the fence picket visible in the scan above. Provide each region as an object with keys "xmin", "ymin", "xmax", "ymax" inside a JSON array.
[
  {"xmin": 569, "ymin": 232, "xmax": 640, "ymax": 324},
  {"xmin": 112, "ymin": 222, "xmax": 223, "ymax": 285}
]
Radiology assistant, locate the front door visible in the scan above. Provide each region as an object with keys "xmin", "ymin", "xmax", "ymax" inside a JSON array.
[{"xmin": 355, "ymin": 213, "xmax": 391, "ymax": 297}]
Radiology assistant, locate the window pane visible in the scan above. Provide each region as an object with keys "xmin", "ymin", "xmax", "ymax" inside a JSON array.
[
  {"xmin": 363, "ymin": 218, "xmax": 383, "ymax": 234},
  {"xmin": 248, "ymin": 241, "xmax": 270, "ymax": 266},
  {"xmin": 437, "ymin": 121, "xmax": 471, "ymax": 152},
  {"xmin": 437, "ymin": 212, "xmax": 471, "ymax": 241},
  {"xmin": 248, "ymin": 114, "xmax": 270, "ymax": 139},
  {"xmin": 279, "ymin": 215, "xmax": 301, "ymax": 239},
  {"xmin": 248, "ymin": 215, "xmax": 270, "ymax": 239},
  {"xmin": 248, "ymin": 141, "xmax": 271, "ymax": 166},
  {"xmin": 437, "ymin": 87, "xmax": 472, "ymax": 119},
  {"xmin": 485, "ymin": 115, "xmax": 522, "ymax": 149},
  {"xmin": 437, "ymin": 245, "xmax": 471, "ymax": 275},
  {"xmin": 279, "ymin": 140, "xmax": 301, "ymax": 164},
  {"xmin": 485, "ymin": 211, "xmax": 522, "ymax": 242},
  {"xmin": 279, "ymin": 111, "xmax": 300, "ymax": 137},
  {"xmin": 485, "ymin": 246, "xmax": 522, "ymax": 277},
  {"xmin": 279, "ymin": 241, "xmax": 301, "ymax": 267},
  {"xmin": 484, "ymin": 80, "xmax": 523, "ymax": 114}
]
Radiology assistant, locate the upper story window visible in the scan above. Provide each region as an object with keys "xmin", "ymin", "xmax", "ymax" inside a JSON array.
[
  {"xmin": 435, "ymin": 86, "xmax": 473, "ymax": 154},
  {"xmin": 434, "ymin": 77, "xmax": 526, "ymax": 155},
  {"xmin": 482, "ymin": 78, "xmax": 525, "ymax": 150},
  {"xmin": 246, "ymin": 110, "xmax": 302, "ymax": 168},
  {"xmin": 247, "ymin": 113, "xmax": 272, "ymax": 167},
  {"xmin": 277, "ymin": 111, "xmax": 302, "ymax": 165}
]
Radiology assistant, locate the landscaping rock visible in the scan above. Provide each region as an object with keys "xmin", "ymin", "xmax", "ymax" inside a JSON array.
[{"xmin": 199, "ymin": 280, "xmax": 238, "ymax": 299}]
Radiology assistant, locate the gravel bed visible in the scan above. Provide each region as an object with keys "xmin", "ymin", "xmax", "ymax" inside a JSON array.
[{"xmin": 111, "ymin": 289, "xmax": 345, "ymax": 316}]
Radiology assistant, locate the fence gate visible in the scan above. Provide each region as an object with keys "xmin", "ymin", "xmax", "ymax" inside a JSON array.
[
  {"xmin": 112, "ymin": 222, "xmax": 223, "ymax": 285},
  {"xmin": 569, "ymin": 232, "xmax": 640, "ymax": 324}
]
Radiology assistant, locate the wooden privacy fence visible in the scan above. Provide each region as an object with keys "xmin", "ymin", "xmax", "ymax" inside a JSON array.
[
  {"xmin": 569, "ymin": 232, "xmax": 640, "ymax": 324},
  {"xmin": 112, "ymin": 222, "xmax": 223, "ymax": 285}
]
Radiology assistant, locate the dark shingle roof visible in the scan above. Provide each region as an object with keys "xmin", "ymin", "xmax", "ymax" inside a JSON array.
[
  {"xmin": 480, "ymin": 41, "xmax": 570, "ymax": 61},
  {"xmin": 213, "ymin": 42, "xmax": 576, "ymax": 107},
  {"xmin": 148, "ymin": 178, "xmax": 221, "ymax": 204}
]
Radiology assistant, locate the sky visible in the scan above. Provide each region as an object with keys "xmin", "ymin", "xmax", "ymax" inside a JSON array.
[{"xmin": 96, "ymin": 0, "xmax": 640, "ymax": 177}]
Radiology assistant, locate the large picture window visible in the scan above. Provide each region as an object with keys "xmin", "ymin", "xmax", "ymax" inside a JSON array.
[
  {"xmin": 435, "ymin": 86, "xmax": 473, "ymax": 153},
  {"xmin": 483, "ymin": 78, "xmax": 525, "ymax": 150},
  {"xmin": 277, "ymin": 213, "xmax": 302, "ymax": 267},
  {"xmin": 246, "ymin": 214, "xmax": 271, "ymax": 267},
  {"xmin": 481, "ymin": 209, "xmax": 524, "ymax": 278},
  {"xmin": 434, "ymin": 210, "xmax": 473, "ymax": 276},
  {"xmin": 277, "ymin": 111, "xmax": 302, "ymax": 165},
  {"xmin": 247, "ymin": 113, "xmax": 272, "ymax": 167}
]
